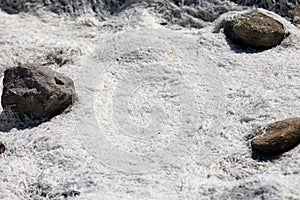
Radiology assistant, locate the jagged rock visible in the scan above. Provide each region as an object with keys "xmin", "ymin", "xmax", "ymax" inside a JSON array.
[
  {"xmin": 251, "ymin": 118, "xmax": 300, "ymax": 154},
  {"xmin": 0, "ymin": 141, "xmax": 5, "ymax": 154},
  {"xmin": 224, "ymin": 11, "xmax": 285, "ymax": 49},
  {"xmin": 1, "ymin": 64, "xmax": 75, "ymax": 120},
  {"xmin": 289, "ymin": 4, "xmax": 300, "ymax": 25}
]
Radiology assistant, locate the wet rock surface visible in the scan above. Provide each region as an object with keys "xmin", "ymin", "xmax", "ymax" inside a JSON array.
[
  {"xmin": 1, "ymin": 64, "xmax": 75, "ymax": 121},
  {"xmin": 224, "ymin": 11, "xmax": 286, "ymax": 49},
  {"xmin": 251, "ymin": 118, "xmax": 300, "ymax": 155}
]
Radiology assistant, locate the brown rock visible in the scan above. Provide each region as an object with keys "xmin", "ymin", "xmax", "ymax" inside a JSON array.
[
  {"xmin": 0, "ymin": 142, "xmax": 5, "ymax": 154},
  {"xmin": 224, "ymin": 11, "xmax": 285, "ymax": 49},
  {"xmin": 251, "ymin": 118, "xmax": 300, "ymax": 154},
  {"xmin": 289, "ymin": 4, "xmax": 300, "ymax": 25},
  {"xmin": 1, "ymin": 64, "xmax": 76, "ymax": 120}
]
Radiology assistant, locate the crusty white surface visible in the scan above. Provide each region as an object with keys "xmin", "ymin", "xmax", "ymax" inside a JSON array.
[{"xmin": 0, "ymin": 4, "xmax": 299, "ymax": 200}]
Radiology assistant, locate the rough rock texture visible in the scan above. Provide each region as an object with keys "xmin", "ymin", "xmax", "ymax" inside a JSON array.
[
  {"xmin": 251, "ymin": 118, "xmax": 300, "ymax": 154},
  {"xmin": 224, "ymin": 11, "xmax": 286, "ymax": 49},
  {"xmin": 0, "ymin": 141, "xmax": 5, "ymax": 154},
  {"xmin": 289, "ymin": 4, "xmax": 300, "ymax": 24},
  {"xmin": 1, "ymin": 65, "xmax": 75, "ymax": 120}
]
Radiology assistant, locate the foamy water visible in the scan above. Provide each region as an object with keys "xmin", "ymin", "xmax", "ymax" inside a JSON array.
[{"xmin": 0, "ymin": 1, "xmax": 299, "ymax": 199}]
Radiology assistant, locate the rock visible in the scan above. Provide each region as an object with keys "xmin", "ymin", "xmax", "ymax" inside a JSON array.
[
  {"xmin": 1, "ymin": 64, "xmax": 75, "ymax": 120},
  {"xmin": 224, "ymin": 11, "xmax": 285, "ymax": 49},
  {"xmin": 289, "ymin": 4, "xmax": 300, "ymax": 25},
  {"xmin": 251, "ymin": 118, "xmax": 300, "ymax": 154},
  {"xmin": 0, "ymin": 142, "xmax": 5, "ymax": 154}
]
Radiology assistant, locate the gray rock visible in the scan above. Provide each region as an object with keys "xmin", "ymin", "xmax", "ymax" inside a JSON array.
[
  {"xmin": 251, "ymin": 118, "xmax": 300, "ymax": 154},
  {"xmin": 224, "ymin": 11, "xmax": 285, "ymax": 49},
  {"xmin": 1, "ymin": 64, "xmax": 75, "ymax": 120}
]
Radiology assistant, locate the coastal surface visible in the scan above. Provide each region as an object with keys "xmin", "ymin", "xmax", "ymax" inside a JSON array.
[{"xmin": 0, "ymin": 1, "xmax": 300, "ymax": 199}]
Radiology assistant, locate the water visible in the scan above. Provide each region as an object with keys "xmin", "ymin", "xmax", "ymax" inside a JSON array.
[
  {"xmin": 0, "ymin": 1, "xmax": 299, "ymax": 199},
  {"xmin": 1, "ymin": 0, "xmax": 299, "ymax": 22}
]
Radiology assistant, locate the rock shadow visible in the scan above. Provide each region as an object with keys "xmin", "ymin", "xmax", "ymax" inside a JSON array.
[
  {"xmin": 251, "ymin": 144, "xmax": 299, "ymax": 161},
  {"xmin": 251, "ymin": 150, "xmax": 282, "ymax": 162},
  {"xmin": 226, "ymin": 38, "xmax": 265, "ymax": 54},
  {"xmin": 0, "ymin": 107, "xmax": 44, "ymax": 132}
]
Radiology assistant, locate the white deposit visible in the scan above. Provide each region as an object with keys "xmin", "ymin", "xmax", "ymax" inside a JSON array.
[{"xmin": 0, "ymin": 1, "xmax": 300, "ymax": 199}]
